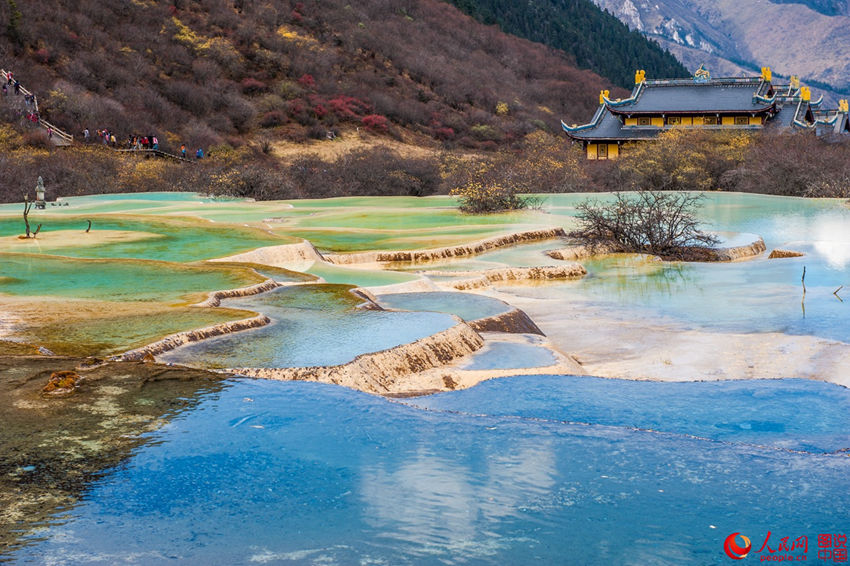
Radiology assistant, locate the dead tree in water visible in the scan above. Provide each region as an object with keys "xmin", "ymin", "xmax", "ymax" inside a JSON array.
[
  {"xmin": 569, "ymin": 190, "xmax": 719, "ymax": 260},
  {"xmin": 23, "ymin": 195, "xmax": 33, "ymax": 237},
  {"xmin": 22, "ymin": 195, "xmax": 42, "ymax": 238}
]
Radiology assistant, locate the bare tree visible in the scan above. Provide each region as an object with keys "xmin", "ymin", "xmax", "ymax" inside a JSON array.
[
  {"xmin": 22, "ymin": 194, "xmax": 40, "ymax": 238},
  {"xmin": 569, "ymin": 191, "xmax": 719, "ymax": 260}
]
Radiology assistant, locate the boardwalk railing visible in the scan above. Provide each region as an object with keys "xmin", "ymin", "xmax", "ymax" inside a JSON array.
[{"xmin": 113, "ymin": 148, "xmax": 196, "ymax": 163}]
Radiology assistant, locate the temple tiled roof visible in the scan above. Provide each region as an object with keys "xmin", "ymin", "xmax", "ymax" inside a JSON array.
[
  {"xmin": 606, "ymin": 79, "xmax": 775, "ymax": 115},
  {"xmin": 561, "ymin": 107, "xmax": 661, "ymax": 141}
]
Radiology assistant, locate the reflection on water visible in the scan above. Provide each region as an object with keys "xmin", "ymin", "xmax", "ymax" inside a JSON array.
[
  {"xmin": 579, "ymin": 254, "xmax": 697, "ymax": 299},
  {"xmin": 159, "ymin": 285, "xmax": 458, "ymax": 368},
  {"xmin": 8, "ymin": 377, "xmax": 850, "ymax": 565}
]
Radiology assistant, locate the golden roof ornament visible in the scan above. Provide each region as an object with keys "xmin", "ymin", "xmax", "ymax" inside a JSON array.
[{"xmin": 694, "ymin": 64, "xmax": 710, "ymax": 83}]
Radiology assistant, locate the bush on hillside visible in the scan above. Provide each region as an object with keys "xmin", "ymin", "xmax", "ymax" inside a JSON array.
[
  {"xmin": 451, "ymin": 180, "xmax": 533, "ymax": 213},
  {"xmin": 721, "ymin": 132, "xmax": 850, "ymax": 198},
  {"xmin": 617, "ymin": 129, "xmax": 750, "ymax": 192}
]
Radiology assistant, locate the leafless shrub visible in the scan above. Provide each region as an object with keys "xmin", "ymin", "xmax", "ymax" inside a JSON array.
[{"xmin": 569, "ymin": 190, "xmax": 720, "ymax": 260}]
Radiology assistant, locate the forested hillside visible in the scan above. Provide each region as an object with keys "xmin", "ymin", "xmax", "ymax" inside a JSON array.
[{"xmin": 446, "ymin": 0, "xmax": 689, "ymax": 87}]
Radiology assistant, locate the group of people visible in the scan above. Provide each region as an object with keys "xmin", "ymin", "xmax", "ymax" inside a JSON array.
[
  {"xmin": 6, "ymin": 69, "xmax": 206, "ymax": 158},
  {"xmin": 128, "ymin": 134, "xmax": 159, "ymax": 150},
  {"xmin": 83, "ymin": 128, "xmax": 117, "ymax": 146},
  {"xmin": 4, "ymin": 70, "xmax": 39, "ymax": 120},
  {"xmin": 82, "ymin": 129, "xmax": 162, "ymax": 150},
  {"xmin": 4, "ymin": 70, "xmax": 21, "ymax": 95}
]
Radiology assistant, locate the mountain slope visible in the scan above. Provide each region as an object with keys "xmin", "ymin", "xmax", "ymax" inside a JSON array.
[
  {"xmin": 446, "ymin": 0, "xmax": 689, "ymax": 88},
  {"xmin": 0, "ymin": 0, "xmax": 625, "ymax": 152}
]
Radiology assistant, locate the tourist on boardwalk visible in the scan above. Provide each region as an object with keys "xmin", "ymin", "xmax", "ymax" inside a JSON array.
[
  {"xmin": 6, "ymin": 71, "xmax": 12, "ymax": 85},
  {"xmin": 152, "ymin": 136, "xmax": 158, "ymax": 150},
  {"xmin": 110, "ymin": 133, "xmax": 116, "ymax": 147},
  {"xmin": 181, "ymin": 144, "xmax": 186, "ymax": 159},
  {"xmin": 83, "ymin": 128, "xmax": 90, "ymax": 142},
  {"xmin": 2, "ymin": 84, "xmax": 6, "ymax": 96},
  {"xmin": 13, "ymin": 80, "xmax": 20, "ymax": 95},
  {"xmin": 196, "ymin": 147, "xmax": 204, "ymax": 159}
]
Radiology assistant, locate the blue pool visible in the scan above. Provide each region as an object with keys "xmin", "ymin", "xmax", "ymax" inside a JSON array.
[{"xmin": 8, "ymin": 375, "xmax": 850, "ymax": 565}]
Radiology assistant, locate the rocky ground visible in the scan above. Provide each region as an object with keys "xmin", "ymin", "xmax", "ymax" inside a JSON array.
[{"xmin": 0, "ymin": 348, "xmax": 228, "ymax": 555}]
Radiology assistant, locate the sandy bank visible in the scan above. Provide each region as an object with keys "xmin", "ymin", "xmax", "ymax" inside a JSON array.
[
  {"xmin": 209, "ymin": 240, "xmax": 324, "ymax": 268},
  {"xmin": 323, "ymin": 228, "xmax": 567, "ymax": 265},
  {"xmin": 0, "ymin": 229, "xmax": 162, "ymax": 252},
  {"xmin": 231, "ymin": 320, "xmax": 485, "ymax": 394},
  {"xmin": 500, "ymin": 292, "xmax": 850, "ymax": 388}
]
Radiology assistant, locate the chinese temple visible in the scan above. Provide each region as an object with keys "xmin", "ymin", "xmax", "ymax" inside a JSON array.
[{"xmin": 562, "ymin": 66, "xmax": 850, "ymax": 159}]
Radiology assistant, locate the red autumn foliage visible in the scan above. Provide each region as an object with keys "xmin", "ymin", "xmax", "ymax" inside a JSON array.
[{"xmin": 361, "ymin": 114, "xmax": 389, "ymax": 132}]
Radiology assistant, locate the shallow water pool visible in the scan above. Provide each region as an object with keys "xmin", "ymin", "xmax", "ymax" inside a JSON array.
[
  {"xmin": 159, "ymin": 285, "xmax": 459, "ymax": 368},
  {"xmin": 376, "ymin": 291, "xmax": 512, "ymax": 321}
]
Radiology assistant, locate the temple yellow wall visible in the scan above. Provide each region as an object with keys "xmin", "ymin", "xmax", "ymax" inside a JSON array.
[
  {"xmin": 623, "ymin": 115, "xmax": 763, "ymax": 127},
  {"xmin": 586, "ymin": 143, "xmax": 619, "ymax": 160}
]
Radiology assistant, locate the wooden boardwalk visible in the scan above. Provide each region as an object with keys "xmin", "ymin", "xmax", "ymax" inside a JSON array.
[
  {"xmin": 0, "ymin": 67, "xmax": 74, "ymax": 146},
  {"xmin": 0, "ymin": 66, "xmax": 191, "ymax": 161}
]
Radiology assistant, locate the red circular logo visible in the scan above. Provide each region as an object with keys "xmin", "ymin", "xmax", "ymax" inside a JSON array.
[{"xmin": 724, "ymin": 532, "xmax": 752, "ymax": 560}]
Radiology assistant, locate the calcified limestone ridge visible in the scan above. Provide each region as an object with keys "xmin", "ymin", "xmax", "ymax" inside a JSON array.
[
  {"xmin": 193, "ymin": 278, "xmax": 281, "ymax": 307},
  {"xmin": 769, "ymin": 249, "xmax": 805, "ymax": 259},
  {"xmin": 468, "ymin": 308, "xmax": 544, "ymax": 335},
  {"xmin": 114, "ymin": 314, "xmax": 272, "ymax": 361},
  {"xmin": 704, "ymin": 238, "xmax": 766, "ymax": 261},
  {"xmin": 545, "ymin": 243, "xmax": 621, "ymax": 261},
  {"xmin": 429, "ymin": 264, "xmax": 587, "ymax": 290},
  {"xmin": 323, "ymin": 228, "xmax": 568, "ymax": 265},
  {"xmin": 209, "ymin": 241, "xmax": 325, "ymax": 267},
  {"xmin": 546, "ymin": 238, "xmax": 766, "ymax": 262},
  {"xmin": 232, "ymin": 320, "xmax": 485, "ymax": 394}
]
